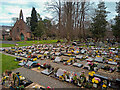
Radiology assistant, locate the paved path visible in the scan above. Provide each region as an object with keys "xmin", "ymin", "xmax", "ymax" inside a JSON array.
[
  {"xmin": 13, "ymin": 67, "xmax": 78, "ymax": 88},
  {"xmin": 0, "ymin": 41, "xmax": 18, "ymax": 44}
]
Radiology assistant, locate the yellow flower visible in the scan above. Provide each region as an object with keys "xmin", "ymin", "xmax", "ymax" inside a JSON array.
[
  {"xmin": 71, "ymin": 50, "xmax": 74, "ymax": 52},
  {"xmin": 88, "ymin": 72, "xmax": 91, "ymax": 75},
  {"xmin": 102, "ymin": 84, "xmax": 107, "ymax": 88},
  {"xmin": 97, "ymin": 55, "xmax": 100, "ymax": 57},
  {"xmin": 63, "ymin": 74, "xmax": 65, "ymax": 76},
  {"xmin": 92, "ymin": 78, "xmax": 95, "ymax": 83},
  {"xmin": 90, "ymin": 73, "xmax": 93, "ymax": 76},
  {"xmin": 109, "ymin": 59, "xmax": 112, "ymax": 61},
  {"xmin": 23, "ymin": 58, "xmax": 26, "ymax": 60},
  {"xmin": 4, "ymin": 77, "xmax": 6, "ymax": 79},
  {"xmin": 88, "ymin": 72, "xmax": 94, "ymax": 76},
  {"xmin": 35, "ymin": 86, "xmax": 38, "ymax": 88},
  {"xmin": 96, "ymin": 51, "xmax": 98, "ymax": 53},
  {"xmin": 89, "ymin": 71, "xmax": 95, "ymax": 75},
  {"xmin": 59, "ymin": 76, "xmax": 62, "ymax": 78},
  {"xmin": 114, "ymin": 60, "xmax": 116, "ymax": 62},
  {"xmin": 109, "ymin": 47, "xmax": 111, "ymax": 49},
  {"xmin": 116, "ymin": 55, "xmax": 118, "ymax": 58},
  {"xmin": 77, "ymin": 51, "xmax": 79, "ymax": 53},
  {"xmin": 68, "ymin": 54, "xmax": 71, "ymax": 56},
  {"xmin": 94, "ymin": 80, "xmax": 99, "ymax": 84},
  {"xmin": 38, "ymin": 67, "xmax": 40, "ymax": 70},
  {"xmin": 67, "ymin": 60, "xmax": 70, "ymax": 63},
  {"xmin": 38, "ymin": 55, "xmax": 42, "ymax": 58},
  {"xmin": 19, "ymin": 61, "xmax": 23, "ymax": 63},
  {"xmin": 33, "ymin": 58, "xmax": 37, "ymax": 61},
  {"xmin": 18, "ymin": 50, "xmax": 22, "ymax": 52},
  {"xmin": 91, "ymin": 71, "xmax": 95, "ymax": 74},
  {"xmin": 19, "ymin": 76, "xmax": 22, "ymax": 79}
]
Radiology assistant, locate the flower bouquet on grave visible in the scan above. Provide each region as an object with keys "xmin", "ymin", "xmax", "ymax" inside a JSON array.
[
  {"xmin": 88, "ymin": 51, "xmax": 92, "ymax": 57},
  {"xmin": 59, "ymin": 75, "xmax": 64, "ymax": 81},
  {"xmin": 93, "ymin": 62, "xmax": 98, "ymax": 67},
  {"xmin": 80, "ymin": 71, "xmax": 85, "ymax": 77},
  {"xmin": 37, "ymin": 55, "xmax": 42, "ymax": 59},
  {"xmin": 80, "ymin": 77, "xmax": 85, "ymax": 85},
  {"xmin": 53, "ymin": 68, "xmax": 59, "ymax": 75},
  {"xmin": 102, "ymin": 84, "xmax": 107, "ymax": 89},
  {"xmin": 33, "ymin": 58, "xmax": 37, "ymax": 61},
  {"xmin": 104, "ymin": 65, "xmax": 110, "ymax": 71},
  {"xmin": 88, "ymin": 62, "xmax": 94, "ymax": 71},
  {"xmin": 80, "ymin": 72, "xmax": 86, "ymax": 84},
  {"xmin": 108, "ymin": 59, "xmax": 113, "ymax": 61},
  {"xmin": 77, "ymin": 78, "xmax": 82, "ymax": 87},
  {"xmin": 103, "ymin": 57, "xmax": 106, "ymax": 62},
  {"xmin": 84, "ymin": 81, "xmax": 93, "ymax": 88},
  {"xmin": 73, "ymin": 74, "xmax": 78, "ymax": 84},
  {"xmin": 81, "ymin": 56, "xmax": 87, "ymax": 61},
  {"xmin": 28, "ymin": 52, "xmax": 32, "ymax": 55},
  {"xmin": 5, "ymin": 49, "xmax": 8, "ymax": 53},
  {"xmin": 88, "ymin": 71, "xmax": 95, "ymax": 81},
  {"xmin": 116, "ymin": 65, "xmax": 120, "ymax": 72},
  {"xmin": 51, "ymin": 56, "xmax": 55, "ymax": 60},
  {"xmin": 43, "ymin": 63, "xmax": 47, "ymax": 68},
  {"xmin": 102, "ymin": 80, "xmax": 107, "ymax": 89},
  {"xmin": 92, "ymin": 77, "xmax": 100, "ymax": 88}
]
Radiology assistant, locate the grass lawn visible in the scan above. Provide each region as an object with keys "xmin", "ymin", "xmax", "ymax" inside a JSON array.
[
  {"xmin": 17, "ymin": 39, "xmax": 63, "ymax": 44},
  {"xmin": 1, "ymin": 43, "xmax": 33, "ymax": 47},
  {"xmin": 1, "ymin": 40, "xmax": 63, "ymax": 47},
  {"xmin": 118, "ymin": 46, "xmax": 120, "ymax": 48},
  {"xmin": 1, "ymin": 43, "xmax": 15, "ymax": 47},
  {"xmin": 0, "ymin": 53, "xmax": 20, "ymax": 73}
]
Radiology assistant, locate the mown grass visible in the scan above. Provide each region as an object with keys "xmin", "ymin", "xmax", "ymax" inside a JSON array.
[
  {"xmin": 1, "ymin": 43, "xmax": 32, "ymax": 47},
  {"xmin": 118, "ymin": 46, "xmax": 120, "ymax": 48},
  {"xmin": 2, "ymin": 43, "xmax": 15, "ymax": 47},
  {"xmin": 0, "ymin": 53, "xmax": 20, "ymax": 73},
  {"xmin": 17, "ymin": 39, "xmax": 63, "ymax": 44},
  {"xmin": 1, "ymin": 40, "xmax": 63, "ymax": 47}
]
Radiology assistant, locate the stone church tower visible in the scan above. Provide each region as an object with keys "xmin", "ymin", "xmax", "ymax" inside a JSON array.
[{"xmin": 10, "ymin": 9, "xmax": 31, "ymax": 41}]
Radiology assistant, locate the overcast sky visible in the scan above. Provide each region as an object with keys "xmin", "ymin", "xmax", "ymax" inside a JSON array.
[{"xmin": 0, "ymin": 0, "xmax": 119, "ymax": 26}]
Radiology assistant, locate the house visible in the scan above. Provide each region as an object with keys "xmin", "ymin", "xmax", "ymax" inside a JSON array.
[
  {"xmin": 10, "ymin": 9, "xmax": 31, "ymax": 41},
  {"xmin": 0, "ymin": 26, "xmax": 12, "ymax": 40}
]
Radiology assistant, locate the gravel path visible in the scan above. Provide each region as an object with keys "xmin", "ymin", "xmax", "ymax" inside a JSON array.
[
  {"xmin": 1, "ymin": 41, "xmax": 18, "ymax": 44},
  {"xmin": 13, "ymin": 67, "xmax": 79, "ymax": 88}
]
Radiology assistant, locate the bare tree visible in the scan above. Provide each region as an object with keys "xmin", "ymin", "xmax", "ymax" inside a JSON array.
[
  {"xmin": 46, "ymin": 0, "xmax": 62, "ymax": 39},
  {"xmin": 45, "ymin": 0, "xmax": 95, "ymax": 41}
]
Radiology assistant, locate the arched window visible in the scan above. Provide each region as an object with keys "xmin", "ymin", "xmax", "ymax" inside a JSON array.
[{"xmin": 17, "ymin": 27, "xmax": 19, "ymax": 32}]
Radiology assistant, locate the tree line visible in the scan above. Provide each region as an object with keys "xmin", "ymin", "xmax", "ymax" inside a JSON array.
[{"xmin": 27, "ymin": 1, "xmax": 120, "ymax": 42}]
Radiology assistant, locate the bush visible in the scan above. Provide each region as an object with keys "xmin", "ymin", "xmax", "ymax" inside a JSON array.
[
  {"xmin": 27, "ymin": 38, "xmax": 31, "ymax": 41},
  {"xmin": 7, "ymin": 37, "xmax": 12, "ymax": 41}
]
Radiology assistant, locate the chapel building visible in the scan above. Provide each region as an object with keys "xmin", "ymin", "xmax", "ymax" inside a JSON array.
[{"xmin": 10, "ymin": 9, "xmax": 31, "ymax": 41}]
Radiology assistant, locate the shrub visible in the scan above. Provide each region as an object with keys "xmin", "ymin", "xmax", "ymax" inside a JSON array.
[{"xmin": 7, "ymin": 37, "xmax": 12, "ymax": 41}]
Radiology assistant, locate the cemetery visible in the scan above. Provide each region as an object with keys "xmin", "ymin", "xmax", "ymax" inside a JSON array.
[
  {"xmin": 0, "ymin": 41, "xmax": 120, "ymax": 89},
  {"xmin": 1, "ymin": 0, "xmax": 120, "ymax": 89}
]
